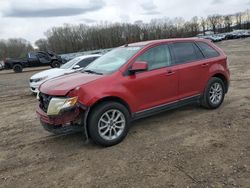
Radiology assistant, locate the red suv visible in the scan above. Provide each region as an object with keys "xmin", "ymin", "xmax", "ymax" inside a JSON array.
[{"xmin": 37, "ymin": 38, "xmax": 230, "ymax": 146}]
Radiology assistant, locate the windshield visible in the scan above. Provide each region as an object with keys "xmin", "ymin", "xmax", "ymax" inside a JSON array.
[
  {"xmin": 83, "ymin": 46, "xmax": 142, "ymax": 74},
  {"xmin": 60, "ymin": 57, "xmax": 82, "ymax": 69}
]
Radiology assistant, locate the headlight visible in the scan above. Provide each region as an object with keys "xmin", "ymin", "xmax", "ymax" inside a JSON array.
[
  {"xmin": 33, "ymin": 76, "xmax": 48, "ymax": 82},
  {"xmin": 47, "ymin": 97, "xmax": 78, "ymax": 116}
]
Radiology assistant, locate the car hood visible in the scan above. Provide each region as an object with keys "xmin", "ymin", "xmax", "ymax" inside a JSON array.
[
  {"xmin": 39, "ymin": 72, "xmax": 104, "ymax": 96},
  {"xmin": 31, "ymin": 68, "xmax": 74, "ymax": 79}
]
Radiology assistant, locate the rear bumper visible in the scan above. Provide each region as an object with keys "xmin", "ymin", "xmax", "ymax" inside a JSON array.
[{"xmin": 36, "ymin": 105, "xmax": 81, "ymax": 125}]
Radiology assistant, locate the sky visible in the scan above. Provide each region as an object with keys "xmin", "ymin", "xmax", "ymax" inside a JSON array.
[{"xmin": 0, "ymin": 0, "xmax": 249, "ymax": 44}]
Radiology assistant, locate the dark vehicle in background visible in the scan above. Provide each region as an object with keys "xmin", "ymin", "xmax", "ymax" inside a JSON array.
[{"xmin": 3, "ymin": 51, "xmax": 64, "ymax": 73}]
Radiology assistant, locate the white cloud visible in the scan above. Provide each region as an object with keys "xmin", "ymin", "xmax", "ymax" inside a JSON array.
[
  {"xmin": 3, "ymin": 0, "xmax": 105, "ymax": 17},
  {"xmin": 0, "ymin": 0, "xmax": 249, "ymax": 43}
]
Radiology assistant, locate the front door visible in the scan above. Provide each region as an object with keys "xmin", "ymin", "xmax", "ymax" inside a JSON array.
[{"xmin": 124, "ymin": 44, "xmax": 179, "ymax": 112}]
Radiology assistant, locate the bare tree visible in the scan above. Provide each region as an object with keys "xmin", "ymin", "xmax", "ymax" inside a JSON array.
[
  {"xmin": 224, "ymin": 15, "xmax": 233, "ymax": 32},
  {"xmin": 0, "ymin": 38, "xmax": 33, "ymax": 59},
  {"xmin": 200, "ymin": 17, "xmax": 207, "ymax": 35},
  {"xmin": 208, "ymin": 15, "xmax": 221, "ymax": 34},
  {"xmin": 27, "ymin": 9, "xmax": 249, "ymax": 54},
  {"xmin": 235, "ymin": 12, "xmax": 242, "ymax": 29},
  {"xmin": 247, "ymin": 9, "xmax": 250, "ymax": 29},
  {"xmin": 35, "ymin": 39, "xmax": 49, "ymax": 51},
  {"xmin": 0, "ymin": 40, "xmax": 7, "ymax": 60}
]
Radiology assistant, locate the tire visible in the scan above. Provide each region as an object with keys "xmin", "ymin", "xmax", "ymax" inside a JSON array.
[
  {"xmin": 13, "ymin": 64, "xmax": 23, "ymax": 73},
  {"xmin": 51, "ymin": 61, "xmax": 60, "ymax": 68},
  {"xmin": 88, "ymin": 102, "xmax": 131, "ymax": 147},
  {"xmin": 201, "ymin": 77, "xmax": 225, "ymax": 109}
]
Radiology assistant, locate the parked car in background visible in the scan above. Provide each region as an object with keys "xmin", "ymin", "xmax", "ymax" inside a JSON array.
[
  {"xmin": 198, "ymin": 30, "xmax": 250, "ymax": 42},
  {"xmin": 225, "ymin": 32, "xmax": 239, "ymax": 40},
  {"xmin": 225, "ymin": 30, "xmax": 250, "ymax": 40},
  {"xmin": 36, "ymin": 38, "xmax": 230, "ymax": 147},
  {"xmin": 4, "ymin": 51, "xmax": 64, "ymax": 73},
  {"xmin": 199, "ymin": 35, "xmax": 223, "ymax": 42},
  {"xmin": 30, "ymin": 54, "xmax": 101, "ymax": 93},
  {"xmin": 0, "ymin": 61, "xmax": 4, "ymax": 70}
]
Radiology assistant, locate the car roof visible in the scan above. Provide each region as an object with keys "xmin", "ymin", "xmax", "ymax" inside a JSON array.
[{"xmin": 127, "ymin": 38, "xmax": 210, "ymax": 47}]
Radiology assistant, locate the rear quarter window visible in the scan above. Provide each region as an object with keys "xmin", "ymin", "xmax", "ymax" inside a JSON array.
[
  {"xmin": 196, "ymin": 42, "xmax": 220, "ymax": 58},
  {"xmin": 170, "ymin": 42, "xmax": 204, "ymax": 64}
]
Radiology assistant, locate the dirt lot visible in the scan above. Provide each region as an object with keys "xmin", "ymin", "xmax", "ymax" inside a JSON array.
[{"xmin": 0, "ymin": 39, "xmax": 250, "ymax": 188}]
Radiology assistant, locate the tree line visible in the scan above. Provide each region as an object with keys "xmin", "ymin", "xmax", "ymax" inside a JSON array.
[
  {"xmin": 0, "ymin": 38, "xmax": 33, "ymax": 60},
  {"xmin": 36, "ymin": 9, "xmax": 250, "ymax": 54},
  {"xmin": 0, "ymin": 9, "xmax": 249, "ymax": 60}
]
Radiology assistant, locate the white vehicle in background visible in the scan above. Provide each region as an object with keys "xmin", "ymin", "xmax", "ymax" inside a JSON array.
[
  {"xmin": 29, "ymin": 54, "xmax": 101, "ymax": 93},
  {"xmin": 0, "ymin": 61, "xmax": 4, "ymax": 70}
]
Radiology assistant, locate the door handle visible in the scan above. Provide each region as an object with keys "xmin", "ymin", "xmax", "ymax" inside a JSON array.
[
  {"xmin": 201, "ymin": 63, "xmax": 209, "ymax": 67},
  {"xmin": 166, "ymin": 70, "xmax": 175, "ymax": 76}
]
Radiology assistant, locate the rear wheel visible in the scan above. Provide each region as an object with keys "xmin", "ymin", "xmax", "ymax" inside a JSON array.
[
  {"xmin": 88, "ymin": 102, "xmax": 130, "ymax": 147},
  {"xmin": 201, "ymin": 77, "xmax": 225, "ymax": 109},
  {"xmin": 13, "ymin": 64, "xmax": 23, "ymax": 73},
  {"xmin": 51, "ymin": 61, "xmax": 60, "ymax": 68}
]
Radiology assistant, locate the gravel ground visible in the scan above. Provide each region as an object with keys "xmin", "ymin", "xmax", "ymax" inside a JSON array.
[{"xmin": 0, "ymin": 38, "xmax": 250, "ymax": 188}]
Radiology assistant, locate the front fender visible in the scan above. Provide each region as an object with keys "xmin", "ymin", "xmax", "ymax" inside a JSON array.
[{"xmin": 70, "ymin": 85, "xmax": 135, "ymax": 113}]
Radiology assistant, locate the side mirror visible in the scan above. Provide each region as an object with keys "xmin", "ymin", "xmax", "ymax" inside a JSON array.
[
  {"xmin": 129, "ymin": 61, "xmax": 148, "ymax": 74},
  {"xmin": 73, "ymin": 65, "xmax": 80, "ymax": 69}
]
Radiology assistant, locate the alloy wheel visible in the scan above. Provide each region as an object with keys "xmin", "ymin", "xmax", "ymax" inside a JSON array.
[
  {"xmin": 209, "ymin": 82, "xmax": 223, "ymax": 105},
  {"xmin": 98, "ymin": 109, "xmax": 126, "ymax": 141}
]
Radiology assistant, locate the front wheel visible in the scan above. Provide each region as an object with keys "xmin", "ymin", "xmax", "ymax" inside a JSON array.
[
  {"xmin": 201, "ymin": 77, "xmax": 225, "ymax": 109},
  {"xmin": 88, "ymin": 102, "xmax": 130, "ymax": 147}
]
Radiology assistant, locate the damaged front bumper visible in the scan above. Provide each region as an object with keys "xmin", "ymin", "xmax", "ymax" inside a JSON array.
[
  {"xmin": 36, "ymin": 103, "xmax": 89, "ymax": 136},
  {"xmin": 36, "ymin": 105, "xmax": 81, "ymax": 125}
]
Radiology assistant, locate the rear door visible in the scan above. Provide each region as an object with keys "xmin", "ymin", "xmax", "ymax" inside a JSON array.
[
  {"xmin": 169, "ymin": 42, "xmax": 208, "ymax": 99},
  {"xmin": 37, "ymin": 53, "xmax": 51, "ymax": 66},
  {"xmin": 124, "ymin": 44, "xmax": 179, "ymax": 112},
  {"xmin": 27, "ymin": 52, "xmax": 39, "ymax": 66}
]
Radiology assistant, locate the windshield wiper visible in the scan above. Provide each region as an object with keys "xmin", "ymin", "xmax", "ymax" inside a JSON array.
[{"xmin": 83, "ymin": 69, "xmax": 103, "ymax": 75}]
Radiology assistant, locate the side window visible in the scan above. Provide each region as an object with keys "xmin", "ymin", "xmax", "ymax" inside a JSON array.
[
  {"xmin": 28, "ymin": 52, "xmax": 37, "ymax": 59},
  {"xmin": 136, "ymin": 45, "xmax": 171, "ymax": 71},
  {"xmin": 170, "ymin": 42, "xmax": 204, "ymax": 64},
  {"xmin": 92, "ymin": 56, "xmax": 99, "ymax": 61},
  {"xmin": 37, "ymin": 53, "xmax": 50, "ymax": 61},
  {"xmin": 77, "ymin": 57, "xmax": 96, "ymax": 67},
  {"xmin": 196, "ymin": 42, "xmax": 220, "ymax": 58}
]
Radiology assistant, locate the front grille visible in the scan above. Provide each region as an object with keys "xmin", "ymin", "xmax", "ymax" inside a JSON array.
[{"xmin": 39, "ymin": 93, "xmax": 52, "ymax": 113}]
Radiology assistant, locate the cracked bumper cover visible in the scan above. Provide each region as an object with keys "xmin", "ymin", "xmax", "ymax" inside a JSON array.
[{"xmin": 36, "ymin": 104, "xmax": 84, "ymax": 125}]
